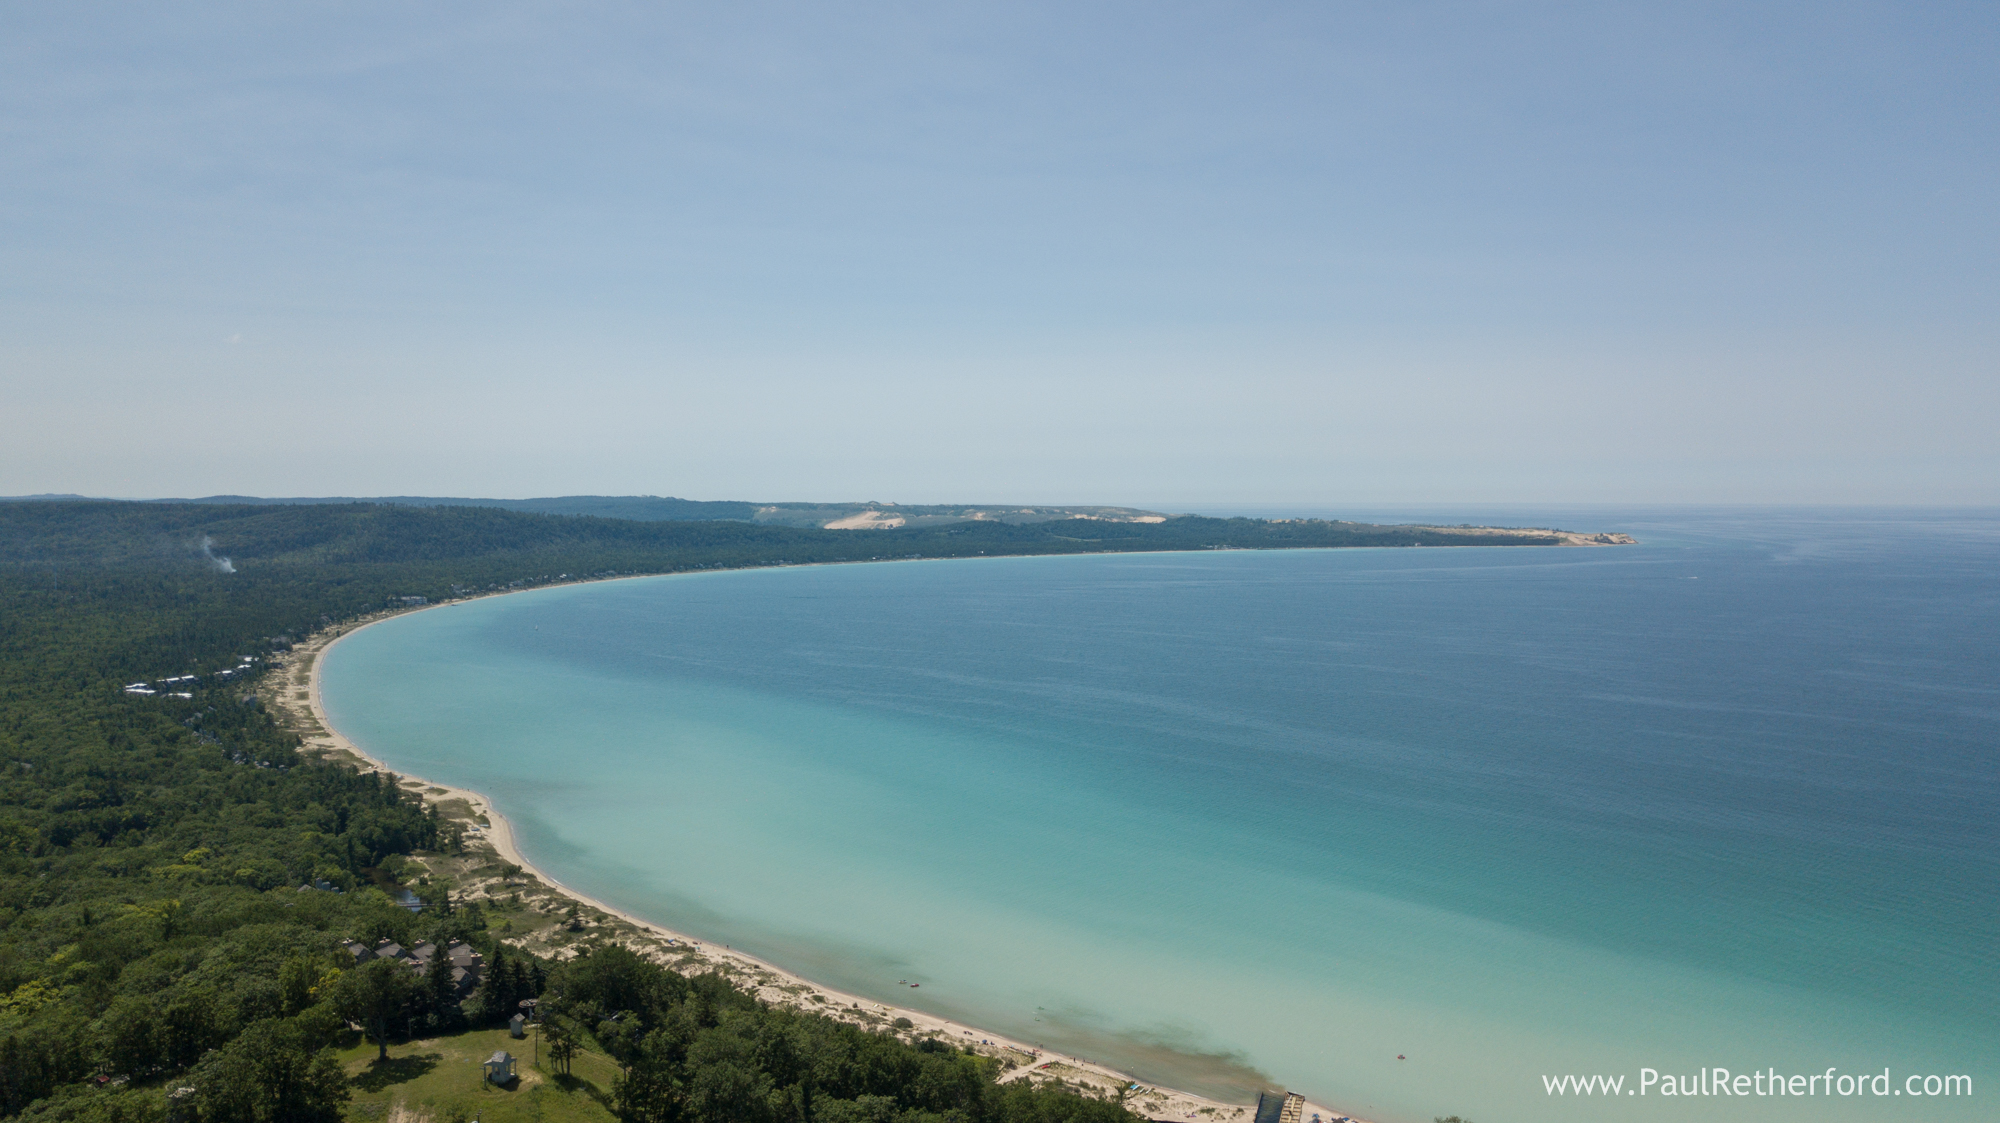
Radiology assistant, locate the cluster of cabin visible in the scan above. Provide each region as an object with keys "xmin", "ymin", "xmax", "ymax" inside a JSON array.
[
  {"xmin": 122, "ymin": 674, "xmax": 196, "ymax": 698},
  {"xmin": 123, "ymin": 654, "xmax": 260, "ymax": 697},
  {"xmin": 339, "ymin": 937, "xmax": 486, "ymax": 1000}
]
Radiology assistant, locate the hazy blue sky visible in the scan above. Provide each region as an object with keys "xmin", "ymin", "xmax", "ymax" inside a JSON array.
[{"xmin": 5, "ymin": 2, "xmax": 1995, "ymax": 505}]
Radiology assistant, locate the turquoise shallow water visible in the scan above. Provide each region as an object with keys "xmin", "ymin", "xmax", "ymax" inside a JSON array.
[{"xmin": 322, "ymin": 510, "xmax": 1998, "ymax": 1123}]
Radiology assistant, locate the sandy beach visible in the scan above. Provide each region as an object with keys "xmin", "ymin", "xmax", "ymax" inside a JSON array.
[{"xmin": 273, "ymin": 583, "xmax": 1370, "ymax": 1123}]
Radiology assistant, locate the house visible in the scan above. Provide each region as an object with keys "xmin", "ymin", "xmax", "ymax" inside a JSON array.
[
  {"xmin": 393, "ymin": 939, "xmax": 484, "ymax": 999},
  {"xmin": 337, "ymin": 936, "xmax": 485, "ymax": 999},
  {"xmin": 448, "ymin": 942, "xmax": 483, "ymax": 978},
  {"xmin": 445, "ymin": 941, "xmax": 484, "ymax": 997},
  {"xmin": 484, "ymin": 1051, "xmax": 515, "ymax": 1084},
  {"xmin": 510, "ymin": 1013, "xmax": 526, "ymax": 1038}
]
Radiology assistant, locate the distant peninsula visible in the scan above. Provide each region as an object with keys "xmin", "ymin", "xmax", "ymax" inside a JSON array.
[
  {"xmin": 0, "ymin": 497, "xmax": 1637, "ymax": 605},
  {"xmin": 2, "ymin": 492, "xmax": 1635, "ymax": 545}
]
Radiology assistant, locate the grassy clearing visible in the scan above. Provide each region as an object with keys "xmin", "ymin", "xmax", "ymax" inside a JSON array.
[{"xmin": 336, "ymin": 1027, "xmax": 622, "ymax": 1123}]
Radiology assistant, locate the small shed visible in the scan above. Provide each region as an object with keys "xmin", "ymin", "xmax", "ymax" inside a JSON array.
[
  {"xmin": 509, "ymin": 1013, "xmax": 526, "ymax": 1038},
  {"xmin": 484, "ymin": 1050, "xmax": 515, "ymax": 1084}
]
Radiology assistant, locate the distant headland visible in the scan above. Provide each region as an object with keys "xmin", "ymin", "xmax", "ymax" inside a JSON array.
[{"xmin": 0, "ymin": 492, "xmax": 1635, "ymax": 546}]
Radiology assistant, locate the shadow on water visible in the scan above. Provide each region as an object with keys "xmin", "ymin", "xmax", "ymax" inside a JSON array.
[{"xmin": 1032, "ymin": 1013, "xmax": 1276, "ymax": 1103}]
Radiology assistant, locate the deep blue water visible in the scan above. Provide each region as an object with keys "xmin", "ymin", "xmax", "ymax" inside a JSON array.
[{"xmin": 323, "ymin": 509, "xmax": 1998, "ymax": 1122}]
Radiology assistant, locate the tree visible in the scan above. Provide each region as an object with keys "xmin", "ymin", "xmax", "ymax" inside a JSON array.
[
  {"xmin": 333, "ymin": 958, "xmax": 414, "ymax": 1062},
  {"xmin": 190, "ymin": 1017, "xmax": 349, "ymax": 1123},
  {"xmin": 473, "ymin": 952, "xmax": 510, "ymax": 1026},
  {"xmin": 125, "ymin": 899, "xmax": 184, "ymax": 941},
  {"xmin": 544, "ymin": 1015, "xmax": 579, "ymax": 1076},
  {"xmin": 688, "ymin": 1058, "xmax": 773, "ymax": 1123},
  {"xmin": 160, "ymin": 990, "xmax": 229, "ymax": 1071},
  {"xmin": 0, "ymin": 1012, "xmax": 92, "ymax": 1116},
  {"xmin": 279, "ymin": 955, "xmax": 334, "ymax": 1018},
  {"xmin": 420, "ymin": 950, "xmax": 464, "ymax": 1035},
  {"xmin": 615, "ymin": 1029, "xmax": 691, "ymax": 1123},
  {"xmin": 98, "ymin": 995, "xmax": 160, "ymax": 1076}
]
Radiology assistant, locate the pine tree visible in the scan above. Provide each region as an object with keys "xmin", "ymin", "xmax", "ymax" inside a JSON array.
[{"xmin": 424, "ymin": 952, "xmax": 461, "ymax": 1034}]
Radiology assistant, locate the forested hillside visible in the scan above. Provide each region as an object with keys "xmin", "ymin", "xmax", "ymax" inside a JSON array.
[
  {"xmin": 135, "ymin": 495, "xmax": 764, "ymax": 524},
  {"xmin": 0, "ymin": 501, "xmax": 1563, "ymax": 679}
]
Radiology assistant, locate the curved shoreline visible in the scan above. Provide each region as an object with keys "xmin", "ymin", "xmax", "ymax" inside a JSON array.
[{"xmin": 289, "ymin": 572, "xmax": 1368, "ymax": 1123}]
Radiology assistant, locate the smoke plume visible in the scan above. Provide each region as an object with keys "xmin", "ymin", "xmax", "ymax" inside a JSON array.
[{"xmin": 198, "ymin": 535, "xmax": 235, "ymax": 574}]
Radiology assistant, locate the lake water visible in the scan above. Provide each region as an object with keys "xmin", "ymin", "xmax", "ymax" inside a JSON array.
[{"xmin": 321, "ymin": 509, "xmax": 1998, "ymax": 1123}]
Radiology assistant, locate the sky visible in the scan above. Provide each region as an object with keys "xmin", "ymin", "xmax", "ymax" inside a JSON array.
[{"xmin": 4, "ymin": 2, "xmax": 1996, "ymax": 506}]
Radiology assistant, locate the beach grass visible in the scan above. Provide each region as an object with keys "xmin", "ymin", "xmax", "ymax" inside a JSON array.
[{"xmin": 336, "ymin": 1027, "xmax": 622, "ymax": 1122}]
